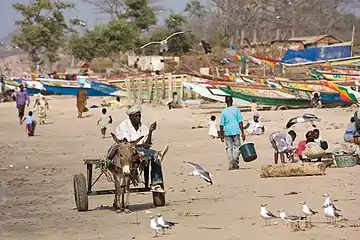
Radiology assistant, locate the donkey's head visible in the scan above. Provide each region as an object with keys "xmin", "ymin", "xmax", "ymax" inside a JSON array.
[{"xmin": 110, "ymin": 133, "xmax": 144, "ymax": 176}]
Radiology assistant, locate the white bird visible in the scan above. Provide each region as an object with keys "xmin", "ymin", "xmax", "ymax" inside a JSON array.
[
  {"xmin": 260, "ymin": 203, "xmax": 278, "ymax": 226},
  {"xmin": 286, "ymin": 114, "xmax": 321, "ymax": 128},
  {"xmin": 183, "ymin": 161, "xmax": 213, "ymax": 185},
  {"xmin": 139, "ymin": 31, "xmax": 191, "ymax": 51},
  {"xmin": 150, "ymin": 216, "xmax": 165, "ymax": 237},
  {"xmin": 323, "ymin": 194, "xmax": 341, "ymax": 211},
  {"xmin": 299, "ymin": 201, "xmax": 318, "ymax": 223},
  {"xmin": 323, "ymin": 204, "xmax": 342, "ymax": 224},
  {"xmin": 278, "ymin": 209, "xmax": 306, "ymax": 227},
  {"xmin": 157, "ymin": 213, "xmax": 178, "ymax": 228}
]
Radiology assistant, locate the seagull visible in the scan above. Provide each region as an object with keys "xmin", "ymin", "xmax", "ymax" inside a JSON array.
[
  {"xmin": 157, "ymin": 214, "xmax": 178, "ymax": 229},
  {"xmin": 323, "ymin": 204, "xmax": 342, "ymax": 224},
  {"xmin": 285, "ymin": 114, "xmax": 321, "ymax": 128},
  {"xmin": 299, "ymin": 201, "xmax": 318, "ymax": 223},
  {"xmin": 278, "ymin": 210, "xmax": 306, "ymax": 227},
  {"xmin": 139, "ymin": 31, "xmax": 192, "ymax": 51},
  {"xmin": 260, "ymin": 203, "xmax": 278, "ymax": 226},
  {"xmin": 323, "ymin": 194, "xmax": 341, "ymax": 211},
  {"xmin": 183, "ymin": 161, "xmax": 213, "ymax": 185},
  {"xmin": 150, "ymin": 216, "xmax": 165, "ymax": 237}
]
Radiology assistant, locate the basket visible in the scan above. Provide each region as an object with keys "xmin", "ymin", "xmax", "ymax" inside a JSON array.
[{"xmin": 333, "ymin": 154, "xmax": 358, "ymax": 168}]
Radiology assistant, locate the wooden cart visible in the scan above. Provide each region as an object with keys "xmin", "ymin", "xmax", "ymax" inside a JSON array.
[{"xmin": 73, "ymin": 158, "xmax": 166, "ymax": 211}]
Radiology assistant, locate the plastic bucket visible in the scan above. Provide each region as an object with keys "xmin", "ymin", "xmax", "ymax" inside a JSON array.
[
  {"xmin": 334, "ymin": 154, "xmax": 358, "ymax": 168},
  {"xmin": 239, "ymin": 142, "xmax": 257, "ymax": 162}
]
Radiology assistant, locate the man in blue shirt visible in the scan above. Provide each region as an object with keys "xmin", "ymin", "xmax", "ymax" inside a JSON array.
[{"xmin": 219, "ymin": 96, "xmax": 245, "ymax": 170}]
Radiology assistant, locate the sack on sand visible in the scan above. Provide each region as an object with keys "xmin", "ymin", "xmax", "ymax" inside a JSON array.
[{"xmin": 303, "ymin": 142, "xmax": 325, "ymax": 159}]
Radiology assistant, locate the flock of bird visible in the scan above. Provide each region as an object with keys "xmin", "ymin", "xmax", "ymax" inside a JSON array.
[
  {"xmin": 260, "ymin": 194, "xmax": 342, "ymax": 228},
  {"xmin": 149, "ymin": 213, "xmax": 177, "ymax": 237}
]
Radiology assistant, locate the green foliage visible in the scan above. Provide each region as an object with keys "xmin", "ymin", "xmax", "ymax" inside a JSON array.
[
  {"xmin": 122, "ymin": 0, "xmax": 157, "ymax": 31},
  {"xmin": 68, "ymin": 20, "xmax": 140, "ymax": 62},
  {"xmin": 184, "ymin": 0, "xmax": 207, "ymax": 18},
  {"xmin": 12, "ymin": 0, "xmax": 77, "ymax": 69}
]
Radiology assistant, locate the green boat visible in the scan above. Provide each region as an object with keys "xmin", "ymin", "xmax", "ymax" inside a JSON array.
[{"xmin": 220, "ymin": 86, "xmax": 311, "ymax": 107}]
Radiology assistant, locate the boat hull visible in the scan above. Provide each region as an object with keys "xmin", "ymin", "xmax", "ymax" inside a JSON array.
[{"xmin": 220, "ymin": 87, "xmax": 310, "ymax": 107}]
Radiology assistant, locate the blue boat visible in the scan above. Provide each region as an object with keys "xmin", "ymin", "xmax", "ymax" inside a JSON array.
[
  {"xmin": 38, "ymin": 78, "xmax": 125, "ymax": 97},
  {"xmin": 319, "ymin": 92, "xmax": 351, "ymax": 105}
]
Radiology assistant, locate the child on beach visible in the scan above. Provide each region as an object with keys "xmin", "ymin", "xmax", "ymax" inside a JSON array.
[
  {"xmin": 251, "ymin": 99, "xmax": 257, "ymax": 113},
  {"xmin": 208, "ymin": 115, "xmax": 218, "ymax": 139},
  {"xmin": 97, "ymin": 108, "xmax": 113, "ymax": 139},
  {"xmin": 21, "ymin": 111, "xmax": 37, "ymax": 136}
]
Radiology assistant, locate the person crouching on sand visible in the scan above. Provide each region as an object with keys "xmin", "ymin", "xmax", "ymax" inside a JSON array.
[
  {"xmin": 21, "ymin": 111, "xmax": 37, "ymax": 136},
  {"xmin": 269, "ymin": 130, "xmax": 297, "ymax": 164}
]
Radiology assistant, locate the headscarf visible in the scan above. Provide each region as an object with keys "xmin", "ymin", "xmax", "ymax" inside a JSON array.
[
  {"xmin": 126, "ymin": 105, "xmax": 142, "ymax": 115},
  {"xmin": 253, "ymin": 112, "xmax": 260, "ymax": 117}
]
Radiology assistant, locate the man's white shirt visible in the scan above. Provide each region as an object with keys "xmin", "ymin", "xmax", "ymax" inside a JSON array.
[{"xmin": 115, "ymin": 119, "xmax": 149, "ymax": 144}]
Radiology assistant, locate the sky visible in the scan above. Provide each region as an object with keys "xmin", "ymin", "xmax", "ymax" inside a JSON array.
[{"xmin": 0, "ymin": 0, "xmax": 188, "ymax": 40}]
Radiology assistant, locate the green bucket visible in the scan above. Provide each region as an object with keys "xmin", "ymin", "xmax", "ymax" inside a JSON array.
[
  {"xmin": 333, "ymin": 154, "xmax": 358, "ymax": 168},
  {"xmin": 239, "ymin": 142, "xmax": 257, "ymax": 162}
]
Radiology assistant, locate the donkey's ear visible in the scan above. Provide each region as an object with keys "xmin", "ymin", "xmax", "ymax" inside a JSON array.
[
  {"xmin": 131, "ymin": 136, "xmax": 144, "ymax": 145},
  {"xmin": 111, "ymin": 133, "xmax": 123, "ymax": 144}
]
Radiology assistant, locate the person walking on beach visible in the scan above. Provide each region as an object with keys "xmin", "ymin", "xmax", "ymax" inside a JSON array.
[
  {"xmin": 15, "ymin": 84, "xmax": 30, "ymax": 124},
  {"xmin": 219, "ymin": 96, "xmax": 245, "ymax": 170},
  {"xmin": 76, "ymin": 88, "xmax": 88, "ymax": 118},
  {"xmin": 97, "ymin": 108, "xmax": 113, "ymax": 139}
]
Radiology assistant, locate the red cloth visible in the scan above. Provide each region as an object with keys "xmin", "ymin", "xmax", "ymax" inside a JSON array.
[{"xmin": 296, "ymin": 140, "xmax": 307, "ymax": 155}]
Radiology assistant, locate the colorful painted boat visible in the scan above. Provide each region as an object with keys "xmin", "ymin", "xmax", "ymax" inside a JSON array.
[
  {"xmin": 39, "ymin": 79, "xmax": 124, "ymax": 96},
  {"xmin": 4, "ymin": 79, "xmax": 44, "ymax": 95},
  {"xmin": 182, "ymin": 81, "xmax": 250, "ymax": 107},
  {"xmin": 320, "ymin": 80, "xmax": 360, "ymax": 104},
  {"xmin": 220, "ymin": 86, "xmax": 311, "ymax": 107}
]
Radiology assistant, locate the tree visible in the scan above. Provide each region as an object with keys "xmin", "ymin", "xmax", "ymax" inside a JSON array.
[
  {"xmin": 84, "ymin": 0, "xmax": 158, "ymax": 31},
  {"xmin": 184, "ymin": 0, "xmax": 207, "ymax": 18},
  {"xmin": 68, "ymin": 20, "xmax": 139, "ymax": 62},
  {"xmin": 12, "ymin": 0, "xmax": 77, "ymax": 70}
]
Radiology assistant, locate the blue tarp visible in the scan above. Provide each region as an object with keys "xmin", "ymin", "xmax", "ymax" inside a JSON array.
[{"xmin": 281, "ymin": 45, "xmax": 351, "ymax": 64}]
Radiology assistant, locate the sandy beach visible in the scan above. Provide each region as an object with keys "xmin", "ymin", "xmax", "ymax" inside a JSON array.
[{"xmin": 1, "ymin": 96, "xmax": 360, "ymax": 240}]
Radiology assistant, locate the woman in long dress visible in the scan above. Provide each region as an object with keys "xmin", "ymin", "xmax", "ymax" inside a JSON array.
[
  {"xmin": 34, "ymin": 90, "xmax": 49, "ymax": 124},
  {"xmin": 77, "ymin": 88, "xmax": 88, "ymax": 118}
]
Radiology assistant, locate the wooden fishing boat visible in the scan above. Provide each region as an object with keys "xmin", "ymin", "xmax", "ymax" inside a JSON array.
[
  {"xmin": 280, "ymin": 82, "xmax": 351, "ymax": 106},
  {"xmin": 4, "ymin": 79, "xmax": 44, "ymax": 95},
  {"xmin": 220, "ymin": 85, "xmax": 310, "ymax": 107},
  {"xmin": 39, "ymin": 78, "xmax": 126, "ymax": 97},
  {"xmin": 182, "ymin": 81, "xmax": 250, "ymax": 107}
]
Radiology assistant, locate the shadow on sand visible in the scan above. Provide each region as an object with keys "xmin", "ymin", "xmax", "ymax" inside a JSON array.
[{"xmin": 90, "ymin": 202, "xmax": 155, "ymax": 213}]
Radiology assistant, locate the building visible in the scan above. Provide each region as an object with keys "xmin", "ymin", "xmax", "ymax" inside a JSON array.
[{"xmin": 288, "ymin": 35, "xmax": 344, "ymax": 49}]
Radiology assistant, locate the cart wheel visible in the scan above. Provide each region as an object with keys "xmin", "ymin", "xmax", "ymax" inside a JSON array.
[
  {"xmin": 152, "ymin": 192, "xmax": 166, "ymax": 207},
  {"xmin": 73, "ymin": 174, "xmax": 88, "ymax": 212}
]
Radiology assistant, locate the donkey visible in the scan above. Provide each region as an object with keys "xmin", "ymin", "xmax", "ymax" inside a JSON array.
[{"xmin": 108, "ymin": 133, "xmax": 144, "ymax": 213}]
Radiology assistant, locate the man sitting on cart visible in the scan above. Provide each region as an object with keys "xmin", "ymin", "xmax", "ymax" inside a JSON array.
[{"xmin": 107, "ymin": 105, "xmax": 169, "ymax": 193}]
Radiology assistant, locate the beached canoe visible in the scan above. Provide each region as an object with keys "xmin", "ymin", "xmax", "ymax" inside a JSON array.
[
  {"xmin": 182, "ymin": 81, "xmax": 250, "ymax": 107},
  {"xmin": 220, "ymin": 86, "xmax": 310, "ymax": 107},
  {"xmin": 280, "ymin": 82, "xmax": 351, "ymax": 106},
  {"xmin": 4, "ymin": 79, "xmax": 44, "ymax": 95},
  {"xmin": 38, "ymin": 79, "xmax": 126, "ymax": 97}
]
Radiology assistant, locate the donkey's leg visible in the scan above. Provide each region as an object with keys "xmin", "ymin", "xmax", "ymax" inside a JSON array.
[
  {"xmin": 120, "ymin": 175, "xmax": 126, "ymax": 212},
  {"xmin": 124, "ymin": 176, "xmax": 131, "ymax": 213},
  {"xmin": 113, "ymin": 173, "xmax": 122, "ymax": 212}
]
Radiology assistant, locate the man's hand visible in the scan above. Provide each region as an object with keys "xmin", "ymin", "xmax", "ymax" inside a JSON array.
[
  {"xmin": 149, "ymin": 121, "xmax": 157, "ymax": 132},
  {"xmin": 241, "ymin": 132, "xmax": 246, "ymax": 141}
]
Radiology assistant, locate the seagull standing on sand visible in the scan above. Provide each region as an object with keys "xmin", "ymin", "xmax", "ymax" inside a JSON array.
[
  {"xmin": 323, "ymin": 204, "xmax": 342, "ymax": 224},
  {"xmin": 157, "ymin": 214, "xmax": 178, "ymax": 229},
  {"xmin": 150, "ymin": 216, "xmax": 165, "ymax": 237},
  {"xmin": 285, "ymin": 114, "xmax": 321, "ymax": 128},
  {"xmin": 299, "ymin": 201, "xmax": 318, "ymax": 223},
  {"xmin": 278, "ymin": 210, "xmax": 306, "ymax": 227},
  {"xmin": 183, "ymin": 161, "xmax": 213, "ymax": 185},
  {"xmin": 260, "ymin": 203, "xmax": 278, "ymax": 226},
  {"xmin": 323, "ymin": 194, "xmax": 341, "ymax": 211}
]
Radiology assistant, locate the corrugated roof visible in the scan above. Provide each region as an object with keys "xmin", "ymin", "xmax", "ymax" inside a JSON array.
[{"xmin": 288, "ymin": 35, "xmax": 342, "ymax": 45}]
